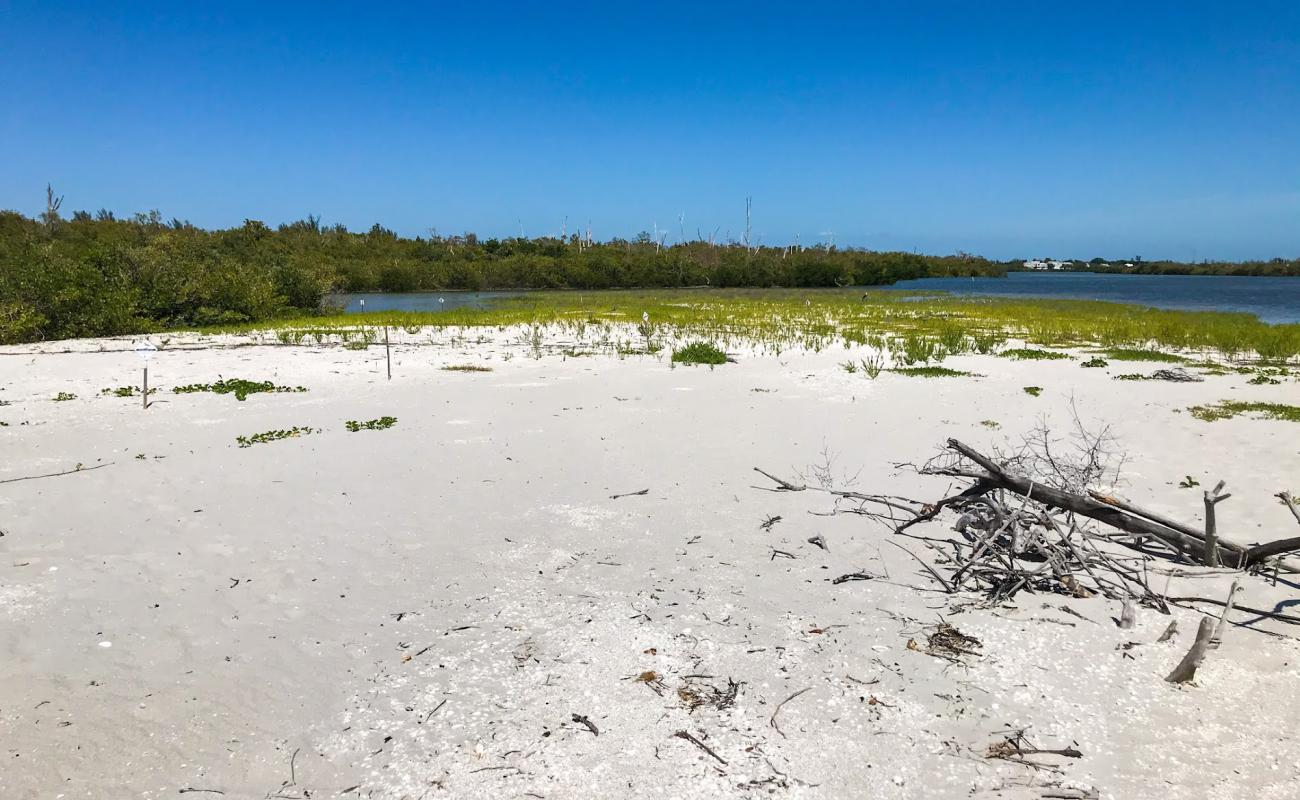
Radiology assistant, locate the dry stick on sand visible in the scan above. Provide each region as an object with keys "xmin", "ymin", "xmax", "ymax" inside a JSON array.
[
  {"xmin": 885, "ymin": 540, "xmax": 953, "ymax": 592},
  {"xmin": 610, "ymin": 488, "xmax": 649, "ymax": 500},
  {"xmin": 770, "ymin": 687, "xmax": 812, "ymax": 738},
  {"xmin": 1279, "ymin": 491, "xmax": 1300, "ymax": 526},
  {"xmin": 1166, "ymin": 617, "xmax": 1215, "ymax": 683},
  {"xmin": 0, "ymin": 461, "xmax": 114, "ymax": 485},
  {"xmin": 939, "ymin": 439, "xmax": 1300, "ymax": 570},
  {"xmin": 1209, "ymin": 578, "xmax": 1242, "ymax": 649},
  {"xmin": 672, "ymin": 730, "xmax": 726, "ymax": 765},
  {"xmin": 753, "ymin": 467, "xmax": 805, "ymax": 492},
  {"xmin": 1166, "ymin": 596, "xmax": 1300, "ymax": 625}
]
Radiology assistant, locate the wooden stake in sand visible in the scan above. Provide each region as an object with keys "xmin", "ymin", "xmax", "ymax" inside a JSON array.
[
  {"xmin": 136, "ymin": 339, "xmax": 156, "ymax": 410},
  {"xmin": 384, "ymin": 326, "xmax": 392, "ymax": 380}
]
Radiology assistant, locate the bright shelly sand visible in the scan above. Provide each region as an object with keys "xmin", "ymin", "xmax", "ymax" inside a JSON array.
[{"xmin": 1, "ymin": 326, "xmax": 1299, "ymax": 800}]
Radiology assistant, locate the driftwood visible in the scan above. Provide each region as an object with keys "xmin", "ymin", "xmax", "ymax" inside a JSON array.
[
  {"xmin": 755, "ymin": 439, "xmax": 1300, "ymax": 614},
  {"xmin": 1202, "ymin": 482, "xmax": 1231, "ymax": 567},
  {"xmin": 931, "ymin": 440, "xmax": 1300, "ymax": 570},
  {"xmin": 1166, "ymin": 617, "xmax": 1215, "ymax": 683}
]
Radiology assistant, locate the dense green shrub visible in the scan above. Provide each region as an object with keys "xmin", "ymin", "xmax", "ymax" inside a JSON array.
[
  {"xmin": 0, "ymin": 208, "xmax": 1005, "ymax": 343},
  {"xmin": 672, "ymin": 342, "xmax": 729, "ymax": 365}
]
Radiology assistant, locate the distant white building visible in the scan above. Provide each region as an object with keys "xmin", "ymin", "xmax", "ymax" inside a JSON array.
[{"xmin": 1022, "ymin": 259, "xmax": 1071, "ymax": 271}]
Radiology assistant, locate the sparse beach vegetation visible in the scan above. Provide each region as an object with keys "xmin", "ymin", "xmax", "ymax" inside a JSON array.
[
  {"xmin": 892, "ymin": 366, "xmax": 976, "ymax": 378},
  {"xmin": 195, "ymin": 291, "xmax": 1300, "ymax": 368},
  {"xmin": 1188, "ymin": 401, "xmax": 1300, "ymax": 423},
  {"xmin": 345, "ymin": 416, "xmax": 398, "ymax": 432},
  {"xmin": 235, "ymin": 426, "xmax": 317, "ymax": 447},
  {"xmin": 440, "ymin": 364, "xmax": 493, "ymax": 372},
  {"xmin": 1001, "ymin": 347, "xmax": 1071, "ymax": 361},
  {"xmin": 1102, "ymin": 348, "xmax": 1189, "ymax": 363},
  {"xmin": 173, "ymin": 378, "xmax": 307, "ymax": 401}
]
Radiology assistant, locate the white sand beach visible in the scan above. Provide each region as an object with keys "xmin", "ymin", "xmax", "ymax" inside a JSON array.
[{"xmin": 2, "ymin": 327, "xmax": 1298, "ymax": 799}]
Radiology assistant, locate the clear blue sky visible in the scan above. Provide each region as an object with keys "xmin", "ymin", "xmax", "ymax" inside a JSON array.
[{"xmin": 3, "ymin": 2, "xmax": 1298, "ymax": 260}]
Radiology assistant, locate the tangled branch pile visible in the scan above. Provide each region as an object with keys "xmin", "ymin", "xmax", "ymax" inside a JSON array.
[{"xmin": 756, "ymin": 419, "xmax": 1300, "ymax": 611}]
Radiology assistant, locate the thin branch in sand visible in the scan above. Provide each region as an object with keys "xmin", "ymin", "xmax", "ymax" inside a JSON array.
[
  {"xmin": 610, "ymin": 488, "xmax": 649, "ymax": 500},
  {"xmin": 571, "ymin": 713, "xmax": 599, "ymax": 736},
  {"xmin": 752, "ymin": 467, "xmax": 806, "ymax": 492},
  {"xmin": 672, "ymin": 730, "xmax": 727, "ymax": 764},
  {"xmin": 886, "ymin": 540, "xmax": 953, "ymax": 592},
  {"xmin": 769, "ymin": 687, "xmax": 811, "ymax": 738},
  {"xmin": 0, "ymin": 461, "xmax": 114, "ymax": 485},
  {"xmin": 831, "ymin": 571, "xmax": 875, "ymax": 584}
]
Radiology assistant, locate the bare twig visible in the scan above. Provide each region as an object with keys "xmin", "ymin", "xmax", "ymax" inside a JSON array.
[
  {"xmin": 770, "ymin": 688, "xmax": 811, "ymax": 738},
  {"xmin": 571, "ymin": 713, "xmax": 599, "ymax": 736},
  {"xmin": 0, "ymin": 461, "xmax": 114, "ymax": 485},
  {"xmin": 672, "ymin": 730, "xmax": 727, "ymax": 764}
]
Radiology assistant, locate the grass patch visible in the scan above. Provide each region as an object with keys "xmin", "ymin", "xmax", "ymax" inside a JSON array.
[
  {"xmin": 980, "ymin": 419, "xmax": 1000, "ymax": 429},
  {"xmin": 345, "ymin": 416, "xmax": 398, "ymax": 432},
  {"xmin": 174, "ymin": 378, "xmax": 308, "ymax": 401},
  {"xmin": 53, "ymin": 392, "xmax": 76, "ymax": 401},
  {"xmin": 1115, "ymin": 373, "xmax": 1149, "ymax": 381},
  {"xmin": 1080, "ymin": 357, "xmax": 1109, "ymax": 368},
  {"xmin": 672, "ymin": 342, "xmax": 728, "ymax": 365},
  {"xmin": 891, "ymin": 366, "xmax": 976, "ymax": 378},
  {"xmin": 440, "ymin": 364, "xmax": 493, "ymax": 372},
  {"xmin": 1001, "ymin": 348, "xmax": 1070, "ymax": 361},
  {"xmin": 1103, "ymin": 348, "xmax": 1188, "ymax": 363},
  {"xmin": 1188, "ymin": 401, "xmax": 1300, "ymax": 423},
  {"xmin": 100, "ymin": 386, "xmax": 156, "ymax": 397},
  {"xmin": 198, "ymin": 289, "xmax": 1300, "ymax": 365},
  {"xmin": 236, "ymin": 426, "xmax": 317, "ymax": 447},
  {"xmin": 1023, "ymin": 386, "xmax": 1043, "ymax": 397}
]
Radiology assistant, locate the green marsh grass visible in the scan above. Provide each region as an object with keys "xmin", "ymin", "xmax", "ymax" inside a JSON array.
[
  {"xmin": 1102, "ymin": 348, "xmax": 1189, "ymax": 363},
  {"xmin": 891, "ymin": 366, "xmax": 976, "ymax": 378},
  {"xmin": 441, "ymin": 364, "xmax": 493, "ymax": 372},
  {"xmin": 1001, "ymin": 348, "xmax": 1070, "ymax": 361},
  {"xmin": 198, "ymin": 289, "xmax": 1300, "ymax": 364},
  {"xmin": 672, "ymin": 342, "xmax": 728, "ymax": 365},
  {"xmin": 1188, "ymin": 401, "xmax": 1300, "ymax": 423}
]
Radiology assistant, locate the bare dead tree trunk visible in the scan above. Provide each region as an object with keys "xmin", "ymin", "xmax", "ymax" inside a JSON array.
[
  {"xmin": 1203, "ymin": 481, "xmax": 1231, "ymax": 567},
  {"xmin": 1166, "ymin": 617, "xmax": 1215, "ymax": 683}
]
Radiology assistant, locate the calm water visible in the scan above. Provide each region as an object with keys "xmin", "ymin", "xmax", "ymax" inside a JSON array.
[
  {"xmin": 332, "ymin": 290, "xmax": 523, "ymax": 314},
  {"xmin": 337, "ymin": 273, "xmax": 1300, "ymax": 324},
  {"xmin": 881, "ymin": 272, "xmax": 1300, "ymax": 324}
]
